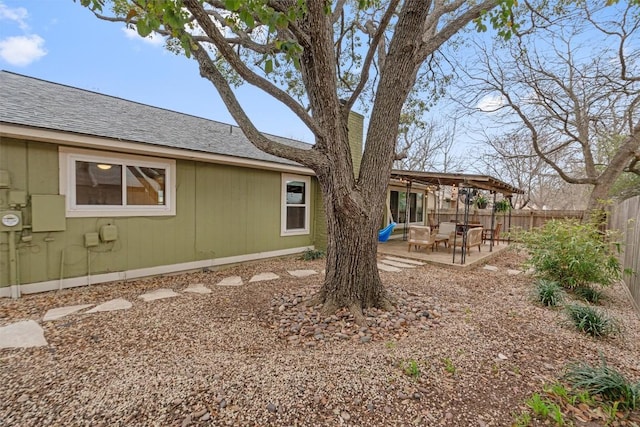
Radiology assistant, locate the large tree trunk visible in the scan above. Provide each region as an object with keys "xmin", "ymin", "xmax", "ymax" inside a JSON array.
[{"xmin": 316, "ymin": 186, "xmax": 391, "ymax": 322}]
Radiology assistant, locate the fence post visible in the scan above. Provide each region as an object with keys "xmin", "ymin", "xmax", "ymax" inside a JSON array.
[{"xmin": 529, "ymin": 211, "xmax": 534, "ymax": 231}]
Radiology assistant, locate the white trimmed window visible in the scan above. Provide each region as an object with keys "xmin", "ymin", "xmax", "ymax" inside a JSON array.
[
  {"xmin": 390, "ymin": 190, "xmax": 424, "ymax": 224},
  {"xmin": 281, "ymin": 174, "xmax": 310, "ymax": 235},
  {"xmin": 59, "ymin": 147, "xmax": 176, "ymax": 217}
]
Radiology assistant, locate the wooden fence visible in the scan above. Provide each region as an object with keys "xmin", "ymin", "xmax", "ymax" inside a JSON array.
[
  {"xmin": 609, "ymin": 196, "xmax": 640, "ymax": 315},
  {"xmin": 430, "ymin": 209, "xmax": 584, "ymax": 234}
]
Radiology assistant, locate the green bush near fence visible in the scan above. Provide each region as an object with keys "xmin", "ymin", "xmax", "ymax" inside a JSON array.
[{"xmin": 518, "ymin": 218, "xmax": 622, "ymax": 289}]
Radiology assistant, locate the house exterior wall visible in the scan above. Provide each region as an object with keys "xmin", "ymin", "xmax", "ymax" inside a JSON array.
[
  {"xmin": 313, "ymin": 190, "xmax": 327, "ymax": 250},
  {"xmin": 0, "ymin": 137, "xmax": 317, "ymax": 291},
  {"xmin": 348, "ymin": 111, "xmax": 364, "ymax": 177}
]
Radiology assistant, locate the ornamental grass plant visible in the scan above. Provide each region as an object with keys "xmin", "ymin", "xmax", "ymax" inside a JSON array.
[
  {"xmin": 533, "ymin": 279, "xmax": 565, "ymax": 307},
  {"xmin": 564, "ymin": 304, "xmax": 619, "ymax": 338},
  {"xmin": 564, "ymin": 358, "xmax": 640, "ymax": 410}
]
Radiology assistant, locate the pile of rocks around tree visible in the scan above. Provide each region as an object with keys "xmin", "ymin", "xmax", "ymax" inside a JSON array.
[{"xmin": 262, "ymin": 286, "xmax": 449, "ymax": 347}]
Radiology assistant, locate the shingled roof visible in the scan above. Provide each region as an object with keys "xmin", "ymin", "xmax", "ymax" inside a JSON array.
[{"xmin": 0, "ymin": 71, "xmax": 312, "ymax": 167}]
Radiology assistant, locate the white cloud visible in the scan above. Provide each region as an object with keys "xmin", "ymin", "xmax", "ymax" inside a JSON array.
[
  {"xmin": 477, "ymin": 94, "xmax": 505, "ymax": 112},
  {"xmin": 0, "ymin": 2, "xmax": 29, "ymax": 30},
  {"xmin": 122, "ymin": 27, "xmax": 165, "ymax": 46},
  {"xmin": 0, "ymin": 34, "xmax": 47, "ymax": 66}
]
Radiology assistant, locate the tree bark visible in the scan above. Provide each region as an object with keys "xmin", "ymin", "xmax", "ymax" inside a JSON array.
[{"xmin": 320, "ymin": 196, "xmax": 388, "ymax": 315}]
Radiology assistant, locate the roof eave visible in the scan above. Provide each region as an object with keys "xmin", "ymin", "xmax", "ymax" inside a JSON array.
[{"xmin": 0, "ymin": 122, "xmax": 315, "ymax": 176}]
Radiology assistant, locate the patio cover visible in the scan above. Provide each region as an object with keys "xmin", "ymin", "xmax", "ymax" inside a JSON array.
[
  {"xmin": 389, "ymin": 170, "xmax": 523, "ymax": 265},
  {"xmin": 389, "ymin": 170, "xmax": 524, "ymax": 195}
]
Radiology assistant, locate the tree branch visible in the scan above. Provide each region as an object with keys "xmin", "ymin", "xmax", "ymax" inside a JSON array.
[
  {"xmin": 344, "ymin": 0, "xmax": 400, "ymax": 112},
  {"xmin": 189, "ymin": 37, "xmax": 325, "ymax": 169},
  {"xmin": 182, "ymin": 0, "xmax": 321, "ymax": 136}
]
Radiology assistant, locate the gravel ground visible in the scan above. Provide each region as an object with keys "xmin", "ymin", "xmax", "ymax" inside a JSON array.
[{"xmin": 1, "ymin": 249, "xmax": 639, "ymax": 426}]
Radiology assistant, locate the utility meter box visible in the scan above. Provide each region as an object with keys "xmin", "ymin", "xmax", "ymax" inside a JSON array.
[
  {"xmin": 31, "ymin": 195, "xmax": 66, "ymax": 232},
  {"xmin": 99, "ymin": 224, "xmax": 118, "ymax": 242},
  {"xmin": 0, "ymin": 210, "xmax": 23, "ymax": 232}
]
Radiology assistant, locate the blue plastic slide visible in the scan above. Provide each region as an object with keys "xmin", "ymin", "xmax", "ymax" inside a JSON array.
[{"xmin": 378, "ymin": 222, "xmax": 397, "ymax": 242}]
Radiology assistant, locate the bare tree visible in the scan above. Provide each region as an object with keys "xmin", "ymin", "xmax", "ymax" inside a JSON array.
[
  {"xmin": 474, "ymin": 131, "xmax": 590, "ymax": 209},
  {"xmin": 475, "ymin": 132, "xmax": 548, "ymax": 208},
  {"xmin": 459, "ymin": 1, "xmax": 640, "ymax": 214},
  {"xmin": 394, "ymin": 119, "xmax": 464, "ymax": 172},
  {"xmin": 80, "ymin": 0, "xmax": 513, "ymax": 321}
]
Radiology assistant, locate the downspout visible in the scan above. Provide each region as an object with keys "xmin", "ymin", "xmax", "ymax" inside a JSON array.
[{"xmin": 8, "ymin": 230, "xmax": 20, "ymax": 299}]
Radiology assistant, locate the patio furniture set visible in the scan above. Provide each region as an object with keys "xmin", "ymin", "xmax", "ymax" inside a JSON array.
[{"xmin": 407, "ymin": 222, "xmax": 501, "ymax": 256}]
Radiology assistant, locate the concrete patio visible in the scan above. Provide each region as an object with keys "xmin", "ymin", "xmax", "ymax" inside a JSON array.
[{"xmin": 378, "ymin": 236, "xmax": 512, "ymax": 270}]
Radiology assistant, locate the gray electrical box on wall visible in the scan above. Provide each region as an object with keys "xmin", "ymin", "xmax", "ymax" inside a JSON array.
[{"xmin": 31, "ymin": 195, "xmax": 66, "ymax": 232}]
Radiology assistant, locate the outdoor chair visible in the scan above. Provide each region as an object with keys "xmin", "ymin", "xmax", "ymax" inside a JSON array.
[
  {"xmin": 482, "ymin": 223, "xmax": 502, "ymax": 245},
  {"xmin": 449, "ymin": 227, "xmax": 483, "ymax": 256},
  {"xmin": 407, "ymin": 226, "xmax": 437, "ymax": 252},
  {"xmin": 435, "ymin": 222, "xmax": 456, "ymax": 244}
]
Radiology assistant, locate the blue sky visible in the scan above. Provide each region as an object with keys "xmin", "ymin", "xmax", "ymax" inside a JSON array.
[{"xmin": 0, "ymin": 0, "xmax": 314, "ymax": 143}]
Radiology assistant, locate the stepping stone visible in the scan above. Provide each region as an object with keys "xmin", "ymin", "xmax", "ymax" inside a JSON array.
[
  {"xmin": 183, "ymin": 283, "xmax": 212, "ymax": 294},
  {"xmin": 507, "ymin": 269, "xmax": 522, "ymax": 276},
  {"xmin": 43, "ymin": 304, "xmax": 93, "ymax": 321},
  {"xmin": 249, "ymin": 272, "xmax": 280, "ymax": 283},
  {"xmin": 86, "ymin": 298, "xmax": 132, "ymax": 313},
  {"xmin": 377, "ymin": 263, "xmax": 401, "ymax": 272},
  {"xmin": 288, "ymin": 270, "xmax": 318, "ymax": 278},
  {"xmin": 139, "ymin": 288, "xmax": 180, "ymax": 302},
  {"xmin": 216, "ymin": 276, "xmax": 243, "ymax": 286},
  {"xmin": 379, "ymin": 259, "xmax": 416, "ymax": 268},
  {"xmin": 0, "ymin": 320, "xmax": 48, "ymax": 348},
  {"xmin": 384, "ymin": 256, "xmax": 425, "ymax": 266},
  {"xmin": 483, "ymin": 265, "xmax": 499, "ymax": 272}
]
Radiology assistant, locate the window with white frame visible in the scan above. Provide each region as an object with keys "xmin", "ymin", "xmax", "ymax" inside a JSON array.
[
  {"xmin": 390, "ymin": 190, "xmax": 424, "ymax": 224},
  {"xmin": 281, "ymin": 174, "xmax": 310, "ymax": 235},
  {"xmin": 59, "ymin": 148, "xmax": 176, "ymax": 217}
]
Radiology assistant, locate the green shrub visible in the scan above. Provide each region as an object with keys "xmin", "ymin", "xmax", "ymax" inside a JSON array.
[
  {"xmin": 300, "ymin": 249, "xmax": 325, "ymax": 260},
  {"xmin": 518, "ymin": 219, "xmax": 621, "ymax": 289},
  {"xmin": 564, "ymin": 358, "xmax": 640, "ymax": 410},
  {"xmin": 573, "ymin": 285, "xmax": 603, "ymax": 304},
  {"xmin": 564, "ymin": 304, "xmax": 619, "ymax": 338},
  {"xmin": 534, "ymin": 279, "xmax": 565, "ymax": 307}
]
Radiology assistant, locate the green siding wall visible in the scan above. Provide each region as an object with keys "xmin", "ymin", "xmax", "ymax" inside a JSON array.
[
  {"xmin": 0, "ymin": 138, "xmax": 316, "ymax": 287},
  {"xmin": 313, "ymin": 190, "xmax": 327, "ymax": 250},
  {"xmin": 348, "ymin": 111, "xmax": 364, "ymax": 177}
]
